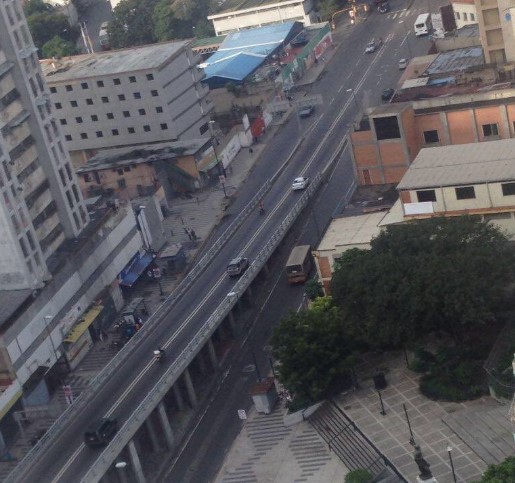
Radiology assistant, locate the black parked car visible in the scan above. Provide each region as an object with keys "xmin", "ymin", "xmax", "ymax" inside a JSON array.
[
  {"xmin": 377, "ymin": 1, "xmax": 390, "ymax": 13},
  {"xmin": 381, "ymin": 88, "xmax": 394, "ymax": 101}
]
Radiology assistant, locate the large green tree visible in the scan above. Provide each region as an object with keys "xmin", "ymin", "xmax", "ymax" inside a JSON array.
[
  {"xmin": 331, "ymin": 217, "xmax": 514, "ymax": 349},
  {"xmin": 42, "ymin": 35, "xmax": 77, "ymax": 59},
  {"xmin": 272, "ymin": 304, "xmax": 357, "ymax": 404},
  {"xmin": 475, "ymin": 456, "xmax": 515, "ymax": 482},
  {"xmin": 153, "ymin": 0, "xmax": 189, "ymax": 41},
  {"xmin": 109, "ymin": 0, "xmax": 160, "ymax": 49},
  {"xmin": 24, "ymin": 0, "xmax": 79, "ymax": 57},
  {"xmin": 23, "ymin": 0, "xmax": 52, "ymax": 17}
]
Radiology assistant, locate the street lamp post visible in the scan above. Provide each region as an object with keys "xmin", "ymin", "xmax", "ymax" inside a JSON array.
[
  {"xmin": 44, "ymin": 315, "xmax": 59, "ymax": 363},
  {"xmin": 208, "ymin": 121, "xmax": 228, "ymax": 198},
  {"xmin": 447, "ymin": 446, "xmax": 457, "ymax": 483},
  {"xmin": 115, "ymin": 461, "xmax": 129, "ymax": 483},
  {"xmin": 346, "ymin": 88, "xmax": 360, "ymax": 111},
  {"xmin": 403, "ymin": 403, "xmax": 416, "ymax": 446},
  {"xmin": 377, "ymin": 390, "xmax": 386, "ymax": 415}
]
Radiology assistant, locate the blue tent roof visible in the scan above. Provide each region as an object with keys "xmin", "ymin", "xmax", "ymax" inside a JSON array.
[{"xmin": 202, "ymin": 22, "xmax": 299, "ymax": 87}]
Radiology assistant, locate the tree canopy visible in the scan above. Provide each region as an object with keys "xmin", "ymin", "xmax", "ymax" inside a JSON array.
[
  {"xmin": 331, "ymin": 217, "xmax": 514, "ymax": 348},
  {"xmin": 42, "ymin": 35, "xmax": 77, "ymax": 59},
  {"xmin": 109, "ymin": 0, "xmax": 214, "ymax": 49},
  {"xmin": 271, "ymin": 304, "xmax": 357, "ymax": 404},
  {"xmin": 476, "ymin": 456, "xmax": 515, "ymax": 482},
  {"xmin": 24, "ymin": 0, "xmax": 78, "ymax": 57}
]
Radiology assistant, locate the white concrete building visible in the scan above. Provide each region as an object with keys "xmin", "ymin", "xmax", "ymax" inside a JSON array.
[
  {"xmin": 452, "ymin": 0, "xmax": 477, "ymax": 29},
  {"xmin": 42, "ymin": 41, "xmax": 212, "ymax": 166},
  {"xmin": 208, "ymin": 0, "xmax": 316, "ymax": 37},
  {"xmin": 0, "ymin": 0, "xmax": 89, "ymax": 292}
]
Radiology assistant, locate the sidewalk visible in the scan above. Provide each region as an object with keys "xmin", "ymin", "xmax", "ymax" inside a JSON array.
[
  {"xmin": 334, "ymin": 352, "xmax": 493, "ymax": 483},
  {"xmin": 0, "ymin": 27, "xmax": 346, "ymax": 480},
  {"xmin": 214, "ymin": 401, "xmax": 348, "ymax": 483}
]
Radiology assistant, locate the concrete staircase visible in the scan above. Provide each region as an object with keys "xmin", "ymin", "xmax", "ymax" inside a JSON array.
[
  {"xmin": 442, "ymin": 402, "xmax": 514, "ymax": 465},
  {"xmin": 309, "ymin": 400, "xmax": 405, "ymax": 481}
]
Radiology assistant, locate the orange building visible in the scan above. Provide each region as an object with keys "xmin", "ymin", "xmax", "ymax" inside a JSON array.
[
  {"xmin": 76, "ymin": 139, "xmax": 212, "ymax": 202},
  {"xmin": 350, "ymin": 88, "xmax": 515, "ymax": 186}
]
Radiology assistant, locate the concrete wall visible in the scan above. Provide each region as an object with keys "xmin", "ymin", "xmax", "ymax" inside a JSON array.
[
  {"xmin": 1, "ymin": 207, "xmax": 143, "ymax": 385},
  {"xmin": 453, "ymin": 2, "xmax": 478, "ymax": 28},
  {"xmin": 352, "ymin": 95, "xmax": 515, "ymax": 186},
  {"xmin": 403, "ymin": 181, "xmax": 515, "ymax": 215},
  {"xmin": 47, "ymin": 48, "xmax": 210, "ymax": 156},
  {"xmin": 209, "ymin": 0, "xmax": 314, "ymax": 36}
]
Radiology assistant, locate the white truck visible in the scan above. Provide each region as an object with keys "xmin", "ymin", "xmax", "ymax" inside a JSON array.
[{"xmin": 98, "ymin": 21, "xmax": 110, "ymax": 51}]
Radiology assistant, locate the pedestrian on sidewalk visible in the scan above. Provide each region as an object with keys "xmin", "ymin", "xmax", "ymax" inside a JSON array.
[
  {"xmin": 190, "ymin": 229, "xmax": 197, "ymax": 241},
  {"xmin": 249, "ymin": 147, "xmax": 254, "ymax": 154}
]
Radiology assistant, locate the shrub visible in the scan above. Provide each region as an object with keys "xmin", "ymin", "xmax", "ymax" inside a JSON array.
[
  {"xmin": 419, "ymin": 353, "xmax": 486, "ymax": 402},
  {"xmin": 345, "ymin": 469, "xmax": 373, "ymax": 483},
  {"xmin": 410, "ymin": 349, "xmax": 436, "ymax": 373}
]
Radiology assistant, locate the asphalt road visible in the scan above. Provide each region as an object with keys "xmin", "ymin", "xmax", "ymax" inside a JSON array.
[
  {"xmin": 162, "ymin": 1, "xmax": 449, "ymax": 481},
  {"xmin": 17, "ymin": 1, "xmax": 445, "ymax": 481}
]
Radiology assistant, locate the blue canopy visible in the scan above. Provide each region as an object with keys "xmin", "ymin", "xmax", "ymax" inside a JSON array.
[
  {"xmin": 119, "ymin": 252, "xmax": 154, "ymax": 287},
  {"xmin": 202, "ymin": 22, "xmax": 301, "ymax": 88}
]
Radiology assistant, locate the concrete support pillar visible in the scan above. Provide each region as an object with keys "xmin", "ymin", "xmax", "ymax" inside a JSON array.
[
  {"xmin": 227, "ymin": 311, "xmax": 237, "ymax": 333},
  {"xmin": 262, "ymin": 262, "xmax": 270, "ymax": 276},
  {"xmin": 101, "ymin": 470, "xmax": 116, "ymax": 483},
  {"xmin": 172, "ymin": 383, "xmax": 186, "ymax": 411},
  {"xmin": 183, "ymin": 367, "xmax": 198, "ymax": 407},
  {"xmin": 196, "ymin": 350, "xmax": 207, "ymax": 375},
  {"xmin": 158, "ymin": 401, "xmax": 175, "ymax": 449},
  {"xmin": 113, "ymin": 465, "xmax": 128, "ymax": 483},
  {"xmin": 145, "ymin": 416, "xmax": 161, "ymax": 453},
  {"xmin": 207, "ymin": 338, "xmax": 218, "ymax": 369},
  {"xmin": 128, "ymin": 439, "xmax": 146, "ymax": 483}
]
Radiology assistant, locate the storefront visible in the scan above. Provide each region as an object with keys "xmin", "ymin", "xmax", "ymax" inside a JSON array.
[{"xmin": 63, "ymin": 305, "xmax": 103, "ymax": 370}]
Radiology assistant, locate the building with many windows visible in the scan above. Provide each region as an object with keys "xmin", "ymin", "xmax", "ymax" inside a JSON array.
[
  {"xmin": 0, "ymin": 0, "xmax": 145, "ymax": 449},
  {"xmin": 474, "ymin": 0, "xmax": 515, "ymax": 64},
  {"xmin": 314, "ymin": 138, "xmax": 515, "ymax": 291},
  {"xmin": 0, "ymin": 0, "xmax": 89, "ymax": 291},
  {"xmin": 452, "ymin": 0, "xmax": 477, "ymax": 29},
  {"xmin": 207, "ymin": 0, "xmax": 316, "ymax": 37},
  {"xmin": 350, "ymin": 87, "xmax": 515, "ymax": 186},
  {"xmin": 41, "ymin": 41, "xmax": 211, "ymax": 166}
]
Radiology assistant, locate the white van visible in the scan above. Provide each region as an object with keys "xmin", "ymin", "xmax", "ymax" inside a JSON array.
[{"xmin": 414, "ymin": 13, "xmax": 432, "ymax": 36}]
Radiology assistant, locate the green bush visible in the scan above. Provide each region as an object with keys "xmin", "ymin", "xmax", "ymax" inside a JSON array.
[
  {"xmin": 345, "ymin": 469, "xmax": 373, "ymax": 483},
  {"xmin": 410, "ymin": 349, "xmax": 436, "ymax": 373},
  {"xmin": 418, "ymin": 351, "xmax": 486, "ymax": 402}
]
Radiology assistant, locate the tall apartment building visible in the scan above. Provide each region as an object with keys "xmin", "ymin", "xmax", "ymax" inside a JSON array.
[
  {"xmin": 0, "ymin": 0, "xmax": 88, "ymax": 292},
  {"xmin": 475, "ymin": 0, "xmax": 515, "ymax": 63},
  {"xmin": 41, "ymin": 41, "xmax": 212, "ymax": 166},
  {"xmin": 0, "ymin": 0, "xmax": 145, "ymax": 448}
]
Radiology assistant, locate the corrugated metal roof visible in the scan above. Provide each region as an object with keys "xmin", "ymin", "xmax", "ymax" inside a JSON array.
[
  {"xmin": 397, "ymin": 139, "xmax": 515, "ymax": 190},
  {"xmin": 41, "ymin": 40, "xmax": 190, "ymax": 81},
  {"xmin": 424, "ymin": 46, "xmax": 484, "ymax": 75},
  {"xmin": 203, "ymin": 22, "xmax": 296, "ymax": 83}
]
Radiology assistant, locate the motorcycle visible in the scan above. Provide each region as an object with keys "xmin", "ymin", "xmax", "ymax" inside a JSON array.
[{"xmin": 154, "ymin": 349, "xmax": 165, "ymax": 362}]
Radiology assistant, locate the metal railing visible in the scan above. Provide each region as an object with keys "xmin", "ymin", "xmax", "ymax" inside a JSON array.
[
  {"xmin": 6, "ymin": 180, "xmax": 272, "ymax": 483},
  {"xmin": 81, "ymin": 173, "xmax": 322, "ymax": 482}
]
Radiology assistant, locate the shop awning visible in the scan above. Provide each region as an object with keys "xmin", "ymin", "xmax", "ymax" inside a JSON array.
[
  {"xmin": 0, "ymin": 385, "xmax": 22, "ymax": 420},
  {"xmin": 64, "ymin": 305, "xmax": 103, "ymax": 343},
  {"xmin": 119, "ymin": 252, "xmax": 155, "ymax": 287}
]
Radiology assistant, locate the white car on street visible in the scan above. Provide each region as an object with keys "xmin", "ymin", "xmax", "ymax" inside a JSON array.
[
  {"xmin": 292, "ymin": 177, "xmax": 310, "ymax": 190},
  {"xmin": 398, "ymin": 58, "xmax": 409, "ymax": 70}
]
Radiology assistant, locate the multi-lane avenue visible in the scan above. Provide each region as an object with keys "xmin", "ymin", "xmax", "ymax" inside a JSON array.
[{"xmin": 10, "ymin": 1, "xmax": 442, "ymax": 481}]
